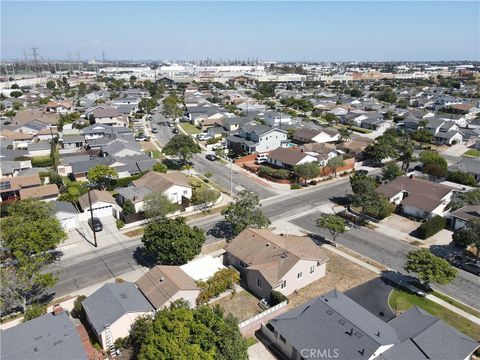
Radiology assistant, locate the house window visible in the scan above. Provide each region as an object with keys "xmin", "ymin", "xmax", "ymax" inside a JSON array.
[
  {"xmin": 297, "ymin": 272, "xmax": 302, "ymax": 279},
  {"xmin": 183, "ymin": 190, "xmax": 188, "ymax": 195},
  {"xmin": 310, "ymin": 266, "xmax": 315, "ymax": 274},
  {"xmin": 256, "ymin": 278, "xmax": 261, "ymax": 288},
  {"xmin": 280, "ymin": 280, "xmax": 286, "ymax": 289}
]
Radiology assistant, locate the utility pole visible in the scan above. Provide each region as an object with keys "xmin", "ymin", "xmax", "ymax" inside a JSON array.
[
  {"xmin": 229, "ymin": 158, "xmax": 233, "ymax": 195},
  {"xmin": 87, "ymin": 185, "xmax": 98, "ymax": 248}
]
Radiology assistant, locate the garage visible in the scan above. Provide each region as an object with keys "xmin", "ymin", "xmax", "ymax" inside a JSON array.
[
  {"xmin": 52, "ymin": 200, "xmax": 80, "ymax": 231},
  {"xmin": 78, "ymin": 190, "xmax": 118, "ymax": 219}
]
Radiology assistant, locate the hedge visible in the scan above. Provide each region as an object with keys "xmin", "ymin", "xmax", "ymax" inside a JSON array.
[
  {"xmin": 108, "ymin": 173, "xmax": 145, "ymax": 189},
  {"xmin": 259, "ymin": 166, "xmax": 291, "ymax": 180},
  {"xmin": 416, "ymin": 216, "xmax": 447, "ymax": 239},
  {"xmin": 31, "ymin": 156, "xmax": 53, "ymax": 168},
  {"xmin": 270, "ymin": 290, "xmax": 288, "ymax": 306},
  {"xmin": 196, "ymin": 268, "xmax": 240, "ymax": 305},
  {"xmin": 347, "ymin": 126, "xmax": 372, "ymax": 134}
]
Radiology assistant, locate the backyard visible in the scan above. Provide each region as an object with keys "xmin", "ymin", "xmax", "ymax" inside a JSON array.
[{"xmin": 211, "ymin": 289, "xmax": 263, "ymax": 322}]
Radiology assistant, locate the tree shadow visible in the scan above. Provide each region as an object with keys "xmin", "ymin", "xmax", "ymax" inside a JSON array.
[
  {"xmin": 329, "ymin": 195, "xmax": 349, "ymax": 206},
  {"xmin": 133, "ymin": 247, "xmax": 156, "ymax": 268},
  {"xmin": 207, "ymin": 221, "xmax": 233, "ymax": 240},
  {"xmin": 162, "ymin": 159, "xmax": 183, "ymax": 171}
]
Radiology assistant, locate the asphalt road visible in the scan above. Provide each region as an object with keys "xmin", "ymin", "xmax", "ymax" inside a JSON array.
[{"xmin": 291, "ymin": 211, "xmax": 480, "ymax": 309}]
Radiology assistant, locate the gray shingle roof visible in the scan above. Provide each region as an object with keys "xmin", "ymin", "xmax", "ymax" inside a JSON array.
[
  {"xmin": 82, "ymin": 283, "xmax": 153, "ymax": 334},
  {"xmin": 0, "ymin": 311, "xmax": 87, "ymax": 360}
]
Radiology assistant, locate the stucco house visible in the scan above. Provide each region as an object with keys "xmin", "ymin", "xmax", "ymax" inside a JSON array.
[
  {"xmin": 226, "ymin": 124, "xmax": 288, "ymax": 155},
  {"xmin": 293, "ymin": 127, "xmax": 340, "ymax": 144},
  {"xmin": 450, "ymin": 205, "xmax": 480, "ymax": 230},
  {"xmin": 224, "ymin": 228, "xmax": 329, "ymax": 300},
  {"xmin": 78, "ymin": 190, "xmax": 118, "ymax": 218}
]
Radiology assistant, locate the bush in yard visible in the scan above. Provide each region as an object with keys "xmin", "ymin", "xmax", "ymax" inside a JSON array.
[
  {"xmin": 309, "ymin": 180, "xmax": 317, "ymax": 185},
  {"xmin": 416, "ymin": 216, "xmax": 447, "ymax": 239},
  {"xmin": 122, "ymin": 199, "xmax": 135, "ymax": 215},
  {"xmin": 259, "ymin": 166, "xmax": 291, "ymax": 180},
  {"xmin": 291, "ymin": 183, "xmax": 302, "ymax": 190},
  {"xmin": 23, "ymin": 303, "xmax": 47, "ymax": 321},
  {"xmin": 153, "ymin": 162, "xmax": 168, "ymax": 173},
  {"xmin": 270, "ymin": 290, "xmax": 288, "ymax": 306},
  {"xmin": 196, "ymin": 268, "xmax": 240, "ymax": 305},
  {"xmin": 71, "ymin": 295, "xmax": 86, "ymax": 320},
  {"xmin": 116, "ymin": 219, "xmax": 125, "ymax": 229}
]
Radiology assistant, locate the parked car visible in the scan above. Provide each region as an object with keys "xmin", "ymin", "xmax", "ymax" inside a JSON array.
[
  {"xmin": 206, "ymin": 153, "xmax": 217, "ymax": 161},
  {"xmin": 168, "ymin": 122, "xmax": 175, "ymax": 127},
  {"xmin": 458, "ymin": 262, "xmax": 480, "ymax": 276},
  {"xmin": 172, "ymin": 128, "xmax": 179, "ymax": 134},
  {"xmin": 88, "ymin": 217, "xmax": 103, "ymax": 232},
  {"xmin": 135, "ymin": 135, "xmax": 149, "ymax": 142},
  {"xmin": 198, "ymin": 133, "xmax": 212, "ymax": 141},
  {"xmin": 151, "ymin": 127, "xmax": 158, "ymax": 133},
  {"xmin": 255, "ymin": 153, "xmax": 269, "ymax": 164},
  {"xmin": 259, "ymin": 298, "xmax": 270, "ymax": 310}
]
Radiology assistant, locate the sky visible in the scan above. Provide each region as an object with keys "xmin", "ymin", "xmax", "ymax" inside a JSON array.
[{"xmin": 1, "ymin": 1, "xmax": 479, "ymax": 61}]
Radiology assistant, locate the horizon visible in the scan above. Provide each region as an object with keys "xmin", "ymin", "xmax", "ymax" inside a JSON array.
[{"xmin": 1, "ymin": 1, "xmax": 479, "ymax": 62}]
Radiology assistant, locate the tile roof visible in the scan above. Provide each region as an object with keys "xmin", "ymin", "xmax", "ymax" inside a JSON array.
[
  {"xmin": 78, "ymin": 190, "xmax": 115, "ymax": 210},
  {"xmin": 19, "ymin": 184, "xmax": 59, "ymax": 200},
  {"xmin": 132, "ymin": 171, "xmax": 191, "ymax": 194}
]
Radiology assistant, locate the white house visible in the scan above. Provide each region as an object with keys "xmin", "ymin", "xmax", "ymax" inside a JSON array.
[
  {"xmin": 264, "ymin": 111, "xmax": 292, "ymax": 127},
  {"xmin": 78, "ymin": 190, "xmax": 119, "ymax": 218},
  {"xmin": 52, "ymin": 200, "xmax": 79, "ymax": 231},
  {"xmin": 226, "ymin": 125, "xmax": 288, "ymax": 155},
  {"xmin": 293, "ymin": 127, "xmax": 340, "ymax": 144}
]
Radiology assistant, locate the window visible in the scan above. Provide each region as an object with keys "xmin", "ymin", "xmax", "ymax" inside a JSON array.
[
  {"xmin": 280, "ymin": 280, "xmax": 286, "ymax": 289},
  {"xmin": 279, "ymin": 335, "xmax": 286, "ymax": 343},
  {"xmin": 183, "ymin": 190, "xmax": 188, "ymax": 195},
  {"xmin": 310, "ymin": 266, "xmax": 315, "ymax": 274},
  {"xmin": 297, "ymin": 272, "xmax": 302, "ymax": 279},
  {"xmin": 256, "ymin": 278, "xmax": 261, "ymax": 288}
]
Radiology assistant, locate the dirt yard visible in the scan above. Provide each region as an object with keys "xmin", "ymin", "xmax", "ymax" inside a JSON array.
[
  {"xmin": 288, "ymin": 249, "xmax": 378, "ymax": 307},
  {"xmin": 211, "ymin": 289, "xmax": 263, "ymax": 322}
]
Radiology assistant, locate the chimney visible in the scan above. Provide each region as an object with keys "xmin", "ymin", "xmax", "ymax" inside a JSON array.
[
  {"xmin": 52, "ymin": 304, "xmax": 64, "ymax": 316},
  {"xmin": 159, "ymin": 277, "xmax": 165, "ymax": 282},
  {"xmin": 266, "ymin": 242, "xmax": 270, "ymax": 247}
]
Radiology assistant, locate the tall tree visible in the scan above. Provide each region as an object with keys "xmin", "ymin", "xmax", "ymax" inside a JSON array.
[
  {"xmin": 449, "ymin": 189, "xmax": 480, "ymax": 211},
  {"xmin": 316, "ymin": 214, "xmax": 347, "ymax": 247},
  {"xmin": 142, "ymin": 217, "xmax": 205, "ymax": 265},
  {"xmin": 326, "ymin": 156, "xmax": 345, "ymax": 178},
  {"xmin": 162, "ymin": 134, "xmax": 201, "ymax": 164},
  {"xmin": 452, "ymin": 220, "xmax": 480, "ymax": 261},
  {"xmin": 398, "ymin": 138, "xmax": 415, "ymax": 171},
  {"xmin": 222, "ymin": 190, "xmax": 271, "ymax": 239},
  {"xmin": 143, "ymin": 192, "xmax": 179, "ymax": 220},
  {"xmin": 87, "ymin": 164, "xmax": 117, "ymax": 189},
  {"xmin": 162, "ymin": 94, "xmax": 183, "ymax": 119},
  {"xmin": 293, "ymin": 162, "xmax": 320, "ymax": 184},
  {"xmin": 364, "ymin": 133, "xmax": 398, "ymax": 166},
  {"xmin": 404, "ymin": 249, "xmax": 457, "ymax": 289},
  {"xmin": 338, "ymin": 127, "xmax": 352, "ymax": 142},
  {"xmin": 419, "ymin": 150, "xmax": 448, "ymax": 180},
  {"xmin": 382, "ymin": 161, "xmax": 403, "ymax": 181},
  {"xmin": 446, "ymin": 171, "xmax": 477, "ymax": 187}
]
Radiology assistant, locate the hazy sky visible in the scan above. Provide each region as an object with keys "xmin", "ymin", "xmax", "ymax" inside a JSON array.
[{"xmin": 1, "ymin": 1, "xmax": 479, "ymax": 61}]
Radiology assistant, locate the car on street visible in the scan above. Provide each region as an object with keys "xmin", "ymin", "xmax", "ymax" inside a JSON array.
[
  {"xmin": 168, "ymin": 122, "xmax": 175, "ymax": 127},
  {"xmin": 88, "ymin": 217, "xmax": 103, "ymax": 232},
  {"xmin": 205, "ymin": 153, "xmax": 217, "ymax": 161},
  {"xmin": 172, "ymin": 128, "xmax": 179, "ymax": 134},
  {"xmin": 458, "ymin": 261, "xmax": 480, "ymax": 276},
  {"xmin": 151, "ymin": 127, "xmax": 158, "ymax": 133},
  {"xmin": 135, "ymin": 135, "xmax": 149, "ymax": 141}
]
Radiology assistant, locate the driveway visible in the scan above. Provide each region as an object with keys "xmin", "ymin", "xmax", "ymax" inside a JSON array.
[{"xmin": 345, "ymin": 277, "xmax": 396, "ymax": 321}]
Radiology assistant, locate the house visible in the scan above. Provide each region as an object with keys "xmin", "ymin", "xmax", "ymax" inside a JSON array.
[
  {"xmin": 11, "ymin": 110, "xmax": 59, "ymax": 127},
  {"xmin": 45, "ymin": 100, "xmax": 73, "ymax": 113},
  {"xmin": 293, "ymin": 127, "xmax": 340, "ymax": 144},
  {"xmin": 117, "ymin": 171, "xmax": 192, "ymax": 212},
  {"xmin": 262, "ymin": 290, "xmax": 479, "ymax": 360},
  {"xmin": 336, "ymin": 138, "xmax": 373, "ymax": 160},
  {"xmin": 302, "ymin": 143, "xmax": 344, "ymax": 166},
  {"xmin": 13, "ymin": 119, "xmax": 51, "ymax": 135},
  {"xmin": 82, "ymin": 283, "xmax": 154, "ymax": 350},
  {"xmin": 60, "ymin": 135, "xmax": 85, "ymax": 151},
  {"xmin": 19, "ymin": 184, "xmax": 59, "ymax": 202},
  {"xmin": 425, "ymin": 118, "xmax": 463, "ymax": 145},
  {"xmin": 264, "ymin": 111, "xmax": 292, "ymax": 127},
  {"xmin": 449, "ymin": 158, "xmax": 480, "ymax": 184},
  {"xmin": 224, "ymin": 228, "xmax": 329, "ymax": 300},
  {"xmin": 0, "ymin": 306, "xmax": 90, "ymax": 360},
  {"xmin": 136, "ymin": 265, "xmax": 200, "ymax": 310},
  {"xmin": 82, "ymin": 124, "xmax": 133, "ymax": 141},
  {"xmin": 0, "ymin": 148, "xmax": 32, "ymax": 177},
  {"xmin": 0, "ymin": 129, "xmax": 34, "ymax": 149},
  {"xmin": 450, "ymin": 205, "xmax": 480, "ymax": 230},
  {"xmin": 27, "ymin": 141, "xmax": 51, "ymax": 157},
  {"xmin": 86, "ymin": 107, "xmax": 128, "ymax": 127},
  {"xmin": 226, "ymin": 124, "xmax": 288, "ymax": 155},
  {"xmin": 267, "ymin": 147, "xmax": 319, "ymax": 169},
  {"xmin": 52, "ymin": 200, "xmax": 79, "ymax": 230},
  {"xmin": 0, "ymin": 174, "xmax": 43, "ymax": 202},
  {"xmin": 377, "ymin": 176, "xmax": 455, "ymax": 219},
  {"xmin": 78, "ymin": 190, "xmax": 118, "ymax": 218}
]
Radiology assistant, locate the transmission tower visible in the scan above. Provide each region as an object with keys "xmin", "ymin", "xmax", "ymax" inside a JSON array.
[{"xmin": 31, "ymin": 46, "xmax": 40, "ymax": 74}]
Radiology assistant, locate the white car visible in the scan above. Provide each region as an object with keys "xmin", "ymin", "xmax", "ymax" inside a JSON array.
[{"xmin": 198, "ymin": 133, "xmax": 212, "ymax": 141}]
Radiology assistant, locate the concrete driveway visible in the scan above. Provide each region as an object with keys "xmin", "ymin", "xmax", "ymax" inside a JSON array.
[{"xmin": 345, "ymin": 277, "xmax": 396, "ymax": 321}]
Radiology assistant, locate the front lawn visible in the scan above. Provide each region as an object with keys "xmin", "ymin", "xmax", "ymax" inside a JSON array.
[
  {"xmin": 179, "ymin": 123, "xmax": 201, "ymax": 135},
  {"xmin": 463, "ymin": 149, "xmax": 480, "ymax": 157},
  {"xmin": 389, "ymin": 289, "xmax": 480, "ymax": 340}
]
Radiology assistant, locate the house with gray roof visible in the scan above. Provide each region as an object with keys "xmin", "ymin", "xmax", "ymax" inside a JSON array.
[
  {"xmin": 52, "ymin": 200, "xmax": 79, "ymax": 230},
  {"xmin": 449, "ymin": 157, "xmax": 480, "ymax": 184},
  {"xmin": 1, "ymin": 308, "xmax": 88, "ymax": 360},
  {"xmin": 226, "ymin": 124, "xmax": 288, "ymax": 155},
  {"xmin": 27, "ymin": 141, "xmax": 51, "ymax": 157},
  {"xmin": 262, "ymin": 290, "xmax": 479, "ymax": 360},
  {"xmin": 82, "ymin": 283, "xmax": 154, "ymax": 350}
]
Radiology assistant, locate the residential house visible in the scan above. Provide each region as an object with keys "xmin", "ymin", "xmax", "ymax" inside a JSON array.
[
  {"xmin": 19, "ymin": 184, "xmax": 59, "ymax": 202},
  {"xmin": 224, "ymin": 228, "xmax": 329, "ymax": 300},
  {"xmin": 267, "ymin": 147, "xmax": 319, "ymax": 170},
  {"xmin": 336, "ymin": 138, "xmax": 373, "ymax": 160},
  {"xmin": 264, "ymin": 111, "xmax": 292, "ymax": 127},
  {"xmin": 450, "ymin": 205, "xmax": 480, "ymax": 230},
  {"xmin": 82, "ymin": 124, "xmax": 133, "ymax": 141},
  {"xmin": 136, "ymin": 266, "xmax": 200, "ymax": 310},
  {"xmin": 60, "ymin": 135, "xmax": 85, "ymax": 151},
  {"xmin": 45, "ymin": 100, "xmax": 73, "ymax": 114},
  {"xmin": 262, "ymin": 290, "xmax": 479, "ymax": 360},
  {"xmin": 449, "ymin": 158, "xmax": 480, "ymax": 184},
  {"xmin": 292, "ymin": 127, "xmax": 340, "ymax": 144},
  {"xmin": 82, "ymin": 283, "xmax": 154, "ymax": 350},
  {"xmin": 0, "ymin": 174, "xmax": 43, "ymax": 202},
  {"xmin": 86, "ymin": 107, "xmax": 128, "ymax": 127},
  {"xmin": 78, "ymin": 190, "xmax": 118, "ymax": 218},
  {"xmin": 0, "ymin": 148, "xmax": 32, "ymax": 177},
  {"xmin": 377, "ymin": 176, "xmax": 455, "ymax": 219},
  {"xmin": 425, "ymin": 118, "xmax": 463, "ymax": 145},
  {"xmin": 52, "ymin": 200, "xmax": 80, "ymax": 231},
  {"xmin": 302, "ymin": 143, "xmax": 344, "ymax": 166},
  {"xmin": 12, "ymin": 119, "xmax": 51, "ymax": 135},
  {"xmin": 117, "ymin": 171, "xmax": 192, "ymax": 212},
  {"xmin": 11, "ymin": 110, "xmax": 59, "ymax": 127},
  {"xmin": 226, "ymin": 124, "xmax": 288, "ymax": 155},
  {"xmin": 0, "ymin": 129, "xmax": 34, "ymax": 149},
  {"xmin": 27, "ymin": 141, "xmax": 51, "ymax": 157},
  {"xmin": 0, "ymin": 306, "xmax": 90, "ymax": 360}
]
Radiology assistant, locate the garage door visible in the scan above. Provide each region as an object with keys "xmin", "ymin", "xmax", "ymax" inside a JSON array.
[{"xmin": 91, "ymin": 205, "xmax": 113, "ymax": 218}]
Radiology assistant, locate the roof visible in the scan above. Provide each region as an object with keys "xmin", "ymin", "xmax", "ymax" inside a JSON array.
[
  {"xmin": 62, "ymin": 135, "xmax": 84, "ymax": 143},
  {"xmin": 449, "ymin": 157, "xmax": 480, "ymax": 176},
  {"xmin": 28, "ymin": 141, "xmax": 51, "ymax": 151},
  {"xmin": 82, "ymin": 283, "xmax": 153, "ymax": 334},
  {"xmin": 0, "ymin": 174, "xmax": 42, "ymax": 193},
  {"xmin": 293, "ymin": 128, "xmax": 322, "ymax": 141},
  {"xmin": 450, "ymin": 205, "xmax": 480, "ymax": 222},
  {"xmin": 0, "ymin": 311, "xmax": 87, "ymax": 360},
  {"xmin": 19, "ymin": 184, "xmax": 59, "ymax": 200},
  {"xmin": 0, "ymin": 129, "xmax": 34, "ymax": 141},
  {"xmin": 179, "ymin": 255, "xmax": 226, "ymax": 282},
  {"xmin": 90, "ymin": 107, "xmax": 122, "ymax": 118},
  {"xmin": 377, "ymin": 177, "xmax": 454, "ymax": 212},
  {"xmin": 226, "ymin": 228, "xmax": 329, "ymax": 287},
  {"xmin": 78, "ymin": 190, "xmax": 115, "ymax": 210},
  {"xmin": 136, "ymin": 266, "xmax": 199, "ymax": 309},
  {"xmin": 132, "ymin": 171, "xmax": 191, "ymax": 194},
  {"xmin": 268, "ymin": 147, "xmax": 316, "ymax": 166},
  {"xmin": 52, "ymin": 200, "xmax": 79, "ymax": 214},
  {"xmin": 268, "ymin": 290, "xmax": 399, "ymax": 360}
]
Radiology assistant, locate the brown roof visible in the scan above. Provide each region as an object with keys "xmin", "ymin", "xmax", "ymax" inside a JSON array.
[
  {"xmin": 133, "ymin": 171, "xmax": 191, "ymax": 193},
  {"xmin": 12, "ymin": 110, "xmax": 59, "ymax": 125},
  {"xmin": 268, "ymin": 147, "xmax": 315, "ymax": 166},
  {"xmin": 450, "ymin": 103, "xmax": 475, "ymax": 112},
  {"xmin": 91, "ymin": 107, "xmax": 122, "ymax": 118},
  {"xmin": 78, "ymin": 190, "xmax": 115, "ymax": 210},
  {"xmin": 136, "ymin": 265, "xmax": 199, "ymax": 309},
  {"xmin": 451, "ymin": 205, "xmax": 480, "ymax": 222},
  {"xmin": 45, "ymin": 100, "xmax": 73, "ymax": 109},
  {"xmin": 377, "ymin": 177, "xmax": 455, "ymax": 212},
  {"xmin": 19, "ymin": 184, "xmax": 59, "ymax": 200},
  {"xmin": 337, "ymin": 138, "xmax": 373, "ymax": 153},
  {"xmin": 226, "ymin": 228, "xmax": 329, "ymax": 287},
  {"xmin": 293, "ymin": 128, "xmax": 322, "ymax": 141},
  {"xmin": 0, "ymin": 129, "xmax": 34, "ymax": 141},
  {"xmin": 0, "ymin": 174, "xmax": 42, "ymax": 193},
  {"xmin": 302, "ymin": 143, "xmax": 336, "ymax": 158}
]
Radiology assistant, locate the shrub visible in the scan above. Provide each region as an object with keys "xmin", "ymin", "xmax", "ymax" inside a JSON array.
[
  {"xmin": 153, "ymin": 162, "xmax": 168, "ymax": 173},
  {"xmin": 270, "ymin": 290, "xmax": 288, "ymax": 306},
  {"xmin": 110, "ymin": 173, "xmax": 144, "ymax": 189},
  {"xmin": 206, "ymin": 137, "xmax": 220, "ymax": 145},
  {"xmin": 71, "ymin": 295, "xmax": 87, "ymax": 320},
  {"xmin": 416, "ymin": 216, "xmax": 447, "ymax": 239},
  {"xmin": 309, "ymin": 180, "xmax": 317, "ymax": 185},
  {"xmin": 196, "ymin": 268, "xmax": 240, "ymax": 305},
  {"xmin": 31, "ymin": 156, "xmax": 53, "ymax": 168},
  {"xmin": 290, "ymin": 183, "xmax": 302, "ymax": 190},
  {"xmin": 114, "ymin": 337, "xmax": 129, "ymax": 350},
  {"xmin": 116, "ymin": 219, "xmax": 125, "ymax": 229},
  {"xmin": 23, "ymin": 304, "xmax": 47, "ymax": 321},
  {"xmin": 259, "ymin": 166, "xmax": 291, "ymax": 180}
]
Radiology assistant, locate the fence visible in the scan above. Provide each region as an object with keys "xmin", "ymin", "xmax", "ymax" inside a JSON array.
[{"xmin": 238, "ymin": 301, "xmax": 289, "ymax": 337}]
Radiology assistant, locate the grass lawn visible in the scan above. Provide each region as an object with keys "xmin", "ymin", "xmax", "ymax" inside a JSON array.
[
  {"xmin": 432, "ymin": 291, "xmax": 480, "ymax": 318},
  {"xmin": 179, "ymin": 123, "xmax": 201, "ymax": 135},
  {"xmin": 463, "ymin": 149, "xmax": 480, "ymax": 157},
  {"xmin": 149, "ymin": 150, "xmax": 163, "ymax": 159},
  {"xmin": 245, "ymin": 337, "xmax": 258, "ymax": 347},
  {"xmin": 389, "ymin": 290, "xmax": 480, "ymax": 340}
]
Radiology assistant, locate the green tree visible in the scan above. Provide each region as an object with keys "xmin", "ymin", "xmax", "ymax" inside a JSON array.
[
  {"xmin": 349, "ymin": 171, "xmax": 378, "ymax": 211},
  {"xmin": 162, "ymin": 94, "xmax": 183, "ymax": 119},
  {"xmin": 338, "ymin": 127, "xmax": 352, "ymax": 142},
  {"xmin": 410, "ymin": 129, "xmax": 433, "ymax": 146},
  {"xmin": 452, "ymin": 220, "xmax": 480, "ymax": 261},
  {"xmin": 222, "ymin": 190, "xmax": 271, "ymax": 239},
  {"xmin": 10, "ymin": 91, "xmax": 23, "ymax": 98},
  {"xmin": 196, "ymin": 268, "xmax": 240, "ymax": 305},
  {"xmin": 163, "ymin": 134, "xmax": 201, "ymax": 164},
  {"xmin": 382, "ymin": 161, "xmax": 403, "ymax": 181},
  {"xmin": 316, "ymin": 214, "xmax": 347, "ymax": 247},
  {"xmin": 293, "ymin": 162, "xmax": 320, "ymax": 184},
  {"xmin": 143, "ymin": 192, "xmax": 179, "ymax": 220},
  {"xmin": 122, "ymin": 199, "xmax": 135, "ymax": 215},
  {"xmin": 326, "ymin": 156, "xmax": 345, "ymax": 178},
  {"xmin": 398, "ymin": 139, "xmax": 415, "ymax": 171},
  {"xmin": 404, "ymin": 249, "xmax": 457, "ymax": 288},
  {"xmin": 152, "ymin": 162, "xmax": 168, "ymax": 173},
  {"xmin": 77, "ymin": 82, "xmax": 87, "ymax": 96},
  {"xmin": 139, "ymin": 97, "xmax": 157, "ymax": 113},
  {"xmin": 419, "ymin": 151, "xmax": 448, "ymax": 180},
  {"xmin": 449, "ymin": 189, "xmax": 480, "ymax": 211},
  {"xmin": 87, "ymin": 164, "xmax": 118, "ymax": 189},
  {"xmin": 397, "ymin": 98, "xmax": 409, "ymax": 108},
  {"xmin": 323, "ymin": 113, "xmax": 338, "ymax": 124},
  {"xmin": 192, "ymin": 185, "xmax": 220, "ymax": 212},
  {"xmin": 377, "ymin": 86, "xmax": 397, "ymax": 103},
  {"xmin": 142, "ymin": 217, "xmax": 205, "ymax": 265},
  {"xmin": 23, "ymin": 303, "xmax": 47, "ymax": 321},
  {"xmin": 364, "ymin": 133, "xmax": 398, "ymax": 165},
  {"xmin": 446, "ymin": 171, "xmax": 477, "ymax": 187}
]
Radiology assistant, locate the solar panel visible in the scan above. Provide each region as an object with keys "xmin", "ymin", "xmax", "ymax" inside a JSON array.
[{"xmin": 0, "ymin": 181, "xmax": 11, "ymax": 190}]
